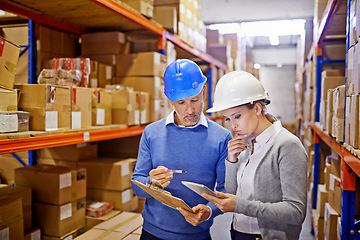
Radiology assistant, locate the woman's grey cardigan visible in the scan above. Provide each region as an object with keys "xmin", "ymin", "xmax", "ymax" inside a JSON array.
[{"xmin": 225, "ymin": 127, "xmax": 308, "ymax": 240}]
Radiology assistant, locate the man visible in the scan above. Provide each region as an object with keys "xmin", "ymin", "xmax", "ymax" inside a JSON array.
[{"xmin": 131, "ymin": 59, "xmax": 232, "ymax": 240}]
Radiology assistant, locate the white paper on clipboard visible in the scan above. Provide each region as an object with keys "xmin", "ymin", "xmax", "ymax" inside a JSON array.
[{"xmin": 182, "ymin": 181, "xmax": 217, "ymax": 197}]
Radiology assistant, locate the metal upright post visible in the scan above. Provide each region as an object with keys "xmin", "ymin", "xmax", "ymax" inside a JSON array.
[
  {"xmin": 312, "ymin": 133, "xmax": 320, "ymax": 209},
  {"xmin": 28, "ymin": 19, "xmax": 38, "ymax": 165}
]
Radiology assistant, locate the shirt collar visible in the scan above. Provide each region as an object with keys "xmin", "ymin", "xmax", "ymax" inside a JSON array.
[
  {"xmin": 255, "ymin": 120, "xmax": 282, "ymax": 147},
  {"xmin": 165, "ymin": 110, "xmax": 208, "ymax": 128}
]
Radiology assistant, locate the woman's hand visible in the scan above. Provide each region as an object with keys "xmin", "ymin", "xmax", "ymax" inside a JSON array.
[
  {"xmin": 227, "ymin": 134, "xmax": 249, "ymax": 162},
  {"xmin": 202, "ymin": 192, "xmax": 237, "ymax": 213},
  {"xmin": 149, "ymin": 166, "xmax": 173, "ymax": 188}
]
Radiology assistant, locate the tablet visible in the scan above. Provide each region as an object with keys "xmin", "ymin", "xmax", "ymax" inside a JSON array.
[{"xmin": 182, "ymin": 181, "xmax": 217, "ymax": 197}]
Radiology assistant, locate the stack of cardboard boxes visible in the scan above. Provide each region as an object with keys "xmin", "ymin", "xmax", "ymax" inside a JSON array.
[
  {"xmin": 153, "ymin": 0, "xmax": 206, "ymax": 52},
  {"xmin": 0, "ymin": 37, "xmax": 30, "ymax": 133},
  {"xmin": 313, "ymin": 155, "xmax": 343, "ymax": 240},
  {"xmin": 14, "ymin": 165, "xmax": 87, "ymax": 239}
]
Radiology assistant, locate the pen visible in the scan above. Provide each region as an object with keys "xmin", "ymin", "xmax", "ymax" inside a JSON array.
[{"xmin": 168, "ymin": 169, "xmax": 187, "ymax": 173}]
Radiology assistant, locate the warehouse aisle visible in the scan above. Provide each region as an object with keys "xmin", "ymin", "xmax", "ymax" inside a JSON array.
[{"xmin": 210, "ymin": 205, "xmax": 314, "ymax": 240}]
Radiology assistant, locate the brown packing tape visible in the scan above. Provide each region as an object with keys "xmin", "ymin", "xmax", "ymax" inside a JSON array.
[
  {"xmin": 5, "ymin": 105, "xmax": 17, "ymax": 111},
  {"xmin": 5, "ymin": 60, "xmax": 17, "ymax": 74},
  {"xmin": 95, "ymin": 214, "xmax": 140, "ymax": 240}
]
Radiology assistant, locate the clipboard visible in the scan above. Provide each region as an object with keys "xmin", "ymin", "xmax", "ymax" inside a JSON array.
[{"xmin": 131, "ymin": 180, "xmax": 194, "ymax": 213}]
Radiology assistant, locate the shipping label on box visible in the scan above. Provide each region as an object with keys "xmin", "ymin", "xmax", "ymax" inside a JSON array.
[
  {"xmin": 15, "ymin": 165, "xmax": 86, "ymax": 205},
  {"xmin": 91, "ymin": 88, "xmax": 112, "ymax": 126},
  {"xmin": 0, "ymin": 38, "xmax": 20, "ymax": 89}
]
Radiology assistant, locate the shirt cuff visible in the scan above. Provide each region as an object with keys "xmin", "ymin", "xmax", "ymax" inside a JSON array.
[{"xmin": 205, "ymin": 205, "xmax": 212, "ymax": 221}]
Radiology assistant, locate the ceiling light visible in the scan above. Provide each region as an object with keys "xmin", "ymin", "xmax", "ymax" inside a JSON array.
[
  {"xmin": 254, "ymin": 63, "xmax": 261, "ymax": 69},
  {"xmin": 269, "ymin": 35, "xmax": 279, "ymax": 46}
]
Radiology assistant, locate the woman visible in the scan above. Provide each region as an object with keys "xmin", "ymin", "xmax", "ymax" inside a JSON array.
[{"xmin": 205, "ymin": 71, "xmax": 307, "ymax": 240}]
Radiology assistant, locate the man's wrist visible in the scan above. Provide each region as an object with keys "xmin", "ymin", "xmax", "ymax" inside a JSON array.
[{"xmin": 205, "ymin": 205, "xmax": 212, "ymax": 221}]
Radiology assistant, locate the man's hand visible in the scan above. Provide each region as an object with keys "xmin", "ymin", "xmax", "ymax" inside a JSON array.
[
  {"xmin": 202, "ymin": 192, "xmax": 237, "ymax": 213},
  {"xmin": 149, "ymin": 166, "xmax": 173, "ymax": 188},
  {"xmin": 177, "ymin": 204, "xmax": 211, "ymax": 226}
]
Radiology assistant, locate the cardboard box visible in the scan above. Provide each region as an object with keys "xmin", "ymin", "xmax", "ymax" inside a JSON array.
[
  {"xmin": 324, "ymin": 203, "xmax": 339, "ymax": 240},
  {"xmin": 98, "ymin": 135, "xmax": 140, "ymax": 158},
  {"xmin": 74, "ymin": 228, "xmax": 127, "ymax": 240},
  {"xmin": 328, "ymin": 174, "xmax": 341, "ymax": 214},
  {"xmin": 122, "ymin": 0, "xmax": 154, "ymax": 18},
  {"xmin": 94, "ymin": 212, "xmax": 143, "ymax": 235},
  {"xmin": 0, "ymin": 111, "xmax": 29, "ymax": 133},
  {"xmin": 123, "ymin": 234, "xmax": 141, "ymax": 240},
  {"xmin": 36, "ymin": 159, "xmax": 78, "ymax": 168},
  {"xmin": 0, "ymin": 196, "xmax": 24, "ymax": 240},
  {"xmin": 92, "ymin": 88, "xmax": 112, "ymax": 126},
  {"xmin": 345, "ymin": 94, "xmax": 359, "ymax": 148},
  {"xmin": 15, "ymin": 165, "xmax": 86, "ymax": 205},
  {"xmin": 115, "ymin": 76, "xmax": 163, "ymax": 99},
  {"xmin": 33, "ymin": 198, "xmax": 86, "ymax": 237},
  {"xmin": 316, "ymin": 184, "xmax": 328, "ymax": 217},
  {"xmin": 81, "ymin": 32, "xmax": 127, "ymax": 55},
  {"xmin": 71, "ymin": 87, "xmax": 92, "ymax": 129},
  {"xmin": 153, "ymin": 6, "xmax": 177, "ymax": 33},
  {"xmin": 0, "ymin": 186, "xmax": 32, "ymax": 229},
  {"xmin": 38, "ymin": 142, "xmax": 98, "ymax": 161},
  {"xmin": 78, "ymin": 158, "xmax": 136, "ymax": 191},
  {"xmin": 24, "ymin": 228, "xmax": 41, "ymax": 240},
  {"xmin": 346, "ymin": 44, "xmax": 359, "ymax": 95},
  {"xmin": 87, "ymin": 188, "xmax": 138, "ymax": 212},
  {"xmin": 208, "ymin": 44, "xmax": 231, "ymax": 65},
  {"xmin": 321, "ymin": 72, "xmax": 345, "ymax": 102},
  {"xmin": 326, "ymin": 89, "xmax": 334, "ymax": 134},
  {"xmin": 86, "ymin": 210, "xmax": 120, "ymax": 231},
  {"xmin": 17, "ymin": 84, "xmax": 71, "ymax": 131},
  {"xmin": 0, "ymin": 38, "xmax": 20, "ymax": 89},
  {"xmin": 41, "ymin": 228, "xmax": 84, "ymax": 240},
  {"xmin": 116, "ymin": 52, "xmax": 167, "ymax": 77},
  {"xmin": 98, "ymin": 64, "xmax": 113, "ymax": 88},
  {"xmin": 0, "ymin": 87, "xmax": 18, "ymax": 111},
  {"xmin": 109, "ymin": 89, "xmax": 136, "ymax": 126},
  {"xmin": 137, "ymin": 92, "xmax": 151, "ymax": 124},
  {"xmin": 312, "ymin": 209, "xmax": 324, "ymax": 240}
]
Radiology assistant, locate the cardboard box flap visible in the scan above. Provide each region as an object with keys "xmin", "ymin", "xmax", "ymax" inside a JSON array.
[{"xmin": 94, "ymin": 212, "xmax": 142, "ymax": 234}]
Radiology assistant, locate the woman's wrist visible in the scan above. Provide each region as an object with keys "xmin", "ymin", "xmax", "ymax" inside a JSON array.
[{"xmin": 226, "ymin": 157, "xmax": 238, "ymax": 163}]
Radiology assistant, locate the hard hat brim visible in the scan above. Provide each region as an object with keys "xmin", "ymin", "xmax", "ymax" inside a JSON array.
[{"xmin": 206, "ymin": 98, "xmax": 270, "ymax": 113}]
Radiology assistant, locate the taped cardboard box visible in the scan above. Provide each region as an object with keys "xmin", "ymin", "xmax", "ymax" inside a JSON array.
[
  {"xmin": 0, "ymin": 111, "xmax": 29, "ymax": 133},
  {"xmin": 325, "ymin": 89, "xmax": 334, "ymax": 134},
  {"xmin": 74, "ymin": 228, "xmax": 127, "ymax": 240},
  {"xmin": 0, "ymin": 37, "xmax": 20, "ymax": 89},
  {"xmin": 41, "ymin": 228, "xmax": 84, "ymax": 240},
  {"xmin": 92, "ymin": 88, "xmax": 112, "ymax": 126},
  {"xmin": 16, "ymin": 84, "xmax": 71, "ymax": 131},
  {"xmin": 0, "ymin": 87, "xmax": 18, "ymax": 111},
  {"xmin": 87, "ymin": 188, "xmax": 138, "ymax": 212},
  {"xmin": 38, "ymin": 142, "xmax": 98, "ymax": 162},
  {"xmin": 24, "ymin": 228, "xmax": 41, "ymax": 240},
  {"xmin": 116, "ymin": 52, "xmax": 167, "ymax": 77},
  {"xmin": 345, "ymin": 94, "xmax": 359, "ymax": 148},
  {"xmin": 90, "ymin": 63, "xmax": 113, "ymax": 88},
  {"xmin": 86, "ymin": 210, "xmax": 121, "ymax": 231},
  {"xmin": 320, "ymin": 70, "xmax": 345, "ymax": 101},
  {"xmin": 71, "ymin": 87, "xmax": 92, "ymax": 129},
  {"xmin": 328, "ymin": 174, "xmax": 341, "ymax": 214},
  {"xmin": 324, "ymin": 202, "xmax": 339, "ymax": 240},
  {"xmin": 0, "ymin": 196, "xmax": 24, "ymax": 240},
  {"xmin": 109, "ymin": 88, "xmax": 136, "ymax": 126},
  {"xmin": 33, "ymin": 198, "xmax": 85, "ymax": 237},
  {"xmin": 316, "ymin": 184, "xmax": 328, "ymax": 217},
  {"xmin": 94, "ymin": 212, "xmax": 143, "ymax": 235},
  {"xmin": 0, "ymin": 185, "xmax": 32, "ymax": 229},
  {"xmin": 153, "ymin": 6, "xmax": 177, "ymax": 33},
  {"xmin": 78, "ymin": 158, "xmax": 136, "ymax": 191},
  {"xmin": 0, "ymin": 151, "xmax": 28, "ymax": 184},
  {"xmin": 15, "ymin": 165, "xmax": 86, "ymax": 205},
  {"xmin": 312, "ymin": 209, "xmax": 324, "ymax": 240},
  {"xmin": 36, "ymin": 159, "xmax": 78, "ymax": 168},
  {"xmin": 123, "ymin": 234, "xmax": 141, "ymax": 240}
]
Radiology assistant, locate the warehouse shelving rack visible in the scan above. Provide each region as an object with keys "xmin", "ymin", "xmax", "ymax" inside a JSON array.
[
  {"xmin": 303, "ymin": 0, "xmax": 360, "ymax": 239},
  {"xmin": 0, "ymin": 0, "xmax": 229, "ymax": 165}
]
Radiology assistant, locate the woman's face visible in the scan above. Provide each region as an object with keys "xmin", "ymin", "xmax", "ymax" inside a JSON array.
[{"xmin": 222, "ymin": 104, "xmax": 261, "ymax": 137}]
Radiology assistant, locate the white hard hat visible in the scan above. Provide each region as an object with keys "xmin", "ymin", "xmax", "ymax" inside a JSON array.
[{"xmin": 207, "ymin": 71, "xmax": 270, "ymax": 113}]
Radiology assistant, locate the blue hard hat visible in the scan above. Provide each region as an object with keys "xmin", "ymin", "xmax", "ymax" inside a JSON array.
[{"xmin": 163, "ymin": 59, "xmax": 207, "ymax": 101}]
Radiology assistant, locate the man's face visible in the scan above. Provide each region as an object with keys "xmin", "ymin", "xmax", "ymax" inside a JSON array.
[{"xmin": 170, "ymin": 87, "xmax": 206, "ymax": 127}]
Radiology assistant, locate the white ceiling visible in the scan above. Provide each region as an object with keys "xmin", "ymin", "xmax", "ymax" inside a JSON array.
[{"xmin": 200, "ymin": 0, "xmax": 315, "ymax": 24}]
